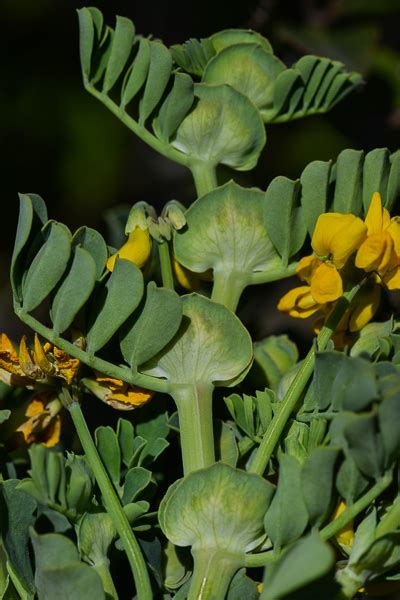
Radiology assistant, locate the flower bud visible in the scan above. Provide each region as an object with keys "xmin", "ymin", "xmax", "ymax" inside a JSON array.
[{"xmin": 163, "ymin": 201, "xmax": 187, "ymax": 231}]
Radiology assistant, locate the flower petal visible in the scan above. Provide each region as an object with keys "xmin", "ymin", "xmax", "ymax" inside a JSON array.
[
  {"xmin": 331, "ymin": 500, "xmax": 355, "ymax": 549},
  {"xmin": 52, "ymin": 347, "xmax": 80, "ymax": 384},
  {"xmin": 365, "ymin": 191, "xmax": 391, "ymax": 235},
  {"xmin": 388, "ymin": 218, "xmax": 400, "ymax": 256},
  {"xmin": 173, "ymin": 258, "xmax": 201, "ymax": 290},
  {"xmin": 41, "ymin": 415, "xmax": 62, "ymax": 447},
  {"xmin": 348, "ymin": 285, "xmax": 381, "ymax": 332},
  {"xmin": 1, "ymin": 333, "xmax": 18, "ymax": 358},
  {"xmin": 34, "ymin": 334, "xmax": 56, "ymax": 377},
  {"xmin": 355, "ymin": 232, "xmax": 394, "ymax": 274},
  {"xmin": 296, "ymin": 255, "xmax": 321, "ymax": 284},
  {"xmin": 277, "ymin": 286, "xmax": 321, "ymax": 319},
  {"xmin": 19, "ymin": 337, "xmax": 43, "ymax": 379},
  {"xmin": 107, "ymin": 227, "xmax": 152, "ymax": 271},
  {"xmin": 310, "ymin": 263, "xmax": 343, "ymax": 304},
  {"xmin": 0, "ymin": 334, "xmax": 24, "ymax": 377},
  {"xmin": 383, "ymin": 265, "xmax": 400, "ymax": 290},
  {"xmin": 312, "ymin": 213, "xmax": 367, "ymax": 268}
]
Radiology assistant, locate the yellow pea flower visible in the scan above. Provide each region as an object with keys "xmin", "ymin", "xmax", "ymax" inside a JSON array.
[
  {"xmin": 172, "ymin": 257, "xmax": 213, "ymax": 291},
  {"xmin": 173, "ymin": 257, "xmax": 202, "ymax": 291},
  {"xmin": 297, "ymin": 250, "xmax": 344, "ymax": 305},
  {"xmin": 0, "ymin": 334, "xmax": 80, "ymax": 388},
  {"xmin": 309, "ymin": 262, "xmax": 343, "ymax": 304},
  {"xmin": 314, "ymin": 283, "xmax": 382, "ymax": 348},
  {"xmin": 356, "ymin": 192, "xmax": 400, "ymax": 289},
  {"xmin": 278, "ymin": 205, "xmax": 378, "ymax": 332},
  {"xmin": 277, "ymin": 285, "xmax": 323, "ymax": 319},
  {"xmin": 0, "ymin": 333, "xmax": 33, "ymax": 387},
  {"xmin": 312, "ymin": 213, "xmax": 367, "ymax": 269},
  {"xmin": 345, "ymin": 283, "xmax": 382, "ymax": 332},
  {"xmin": 331, "ymin": 500, "xmax": 355, "ymax": 553},
  {"xmin": 83, "ymin": 372, "xmax": 154, "ymax": 411},
  {"xmin": 15, "ymin": 393, "xmax": 62, "ymax": 447},
  {"xmin": 279, "ymin": 255, "xmax": 343, "ymax": 320},
  {"xmin": 107, "ymin": 226, "xmax": 152, "ymax": 271}
]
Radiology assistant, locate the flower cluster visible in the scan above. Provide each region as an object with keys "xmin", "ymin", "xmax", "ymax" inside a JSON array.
[
  {"xmin": 278, "ymin": 193, "xmax": 400, "ymax": 334},
  {"xmin": 0, "ymin": 333, "xmax": 79, "ymax": 446},
  {"xmin": 0, "ymin": 333, "xmax": 80, "ymax": 388},
  {"xmin": 0, "ymin": 334, "xmax": 154, "ymax": 447}
]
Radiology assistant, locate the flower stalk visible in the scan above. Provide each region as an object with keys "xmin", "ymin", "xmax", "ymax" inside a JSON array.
[
  {"xmin": 191, "ymin": 163, "xmax": 218, "ymax": 197},
  {"xmin": 188, "ymin": 550, "xmax": 241, "ymax": 600},
  {"xmin": 157, "ymin": 240, "xmax": 175, "ymax": 290},
  {"xmin": 66, "ymin": 397, "xmax": 152, "ymax": 600},
  {"xmin": 249, "ymin": 283, "xmax": 363, "ymax": 476},
  {"xmin": 173, "ymin": 384, "xmax": 215, "ymax": 475}
]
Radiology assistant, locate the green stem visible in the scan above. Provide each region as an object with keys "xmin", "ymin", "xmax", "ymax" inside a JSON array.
[
  {"xmin": 211, "ymin": 263, "xmax": 298, "ymax": 313},
  {"xmin": 188, "ymin": 550, "xmax": 241, "ymax": 600},
  {"xmin": 15, "ymin": 308, "xmax": 169, "ymax": 394},
  {"xmin": 320, "ymin": 472, "xmax": 393, "ymax": 542},
  {"xmin": 244, "ymin": 549, "xmax": 275, "ymax": 568},
  {"xmin": 67, "ymin": 402, "xmax": 152, "ymax": 600},
  {"xmin": 191, "ymin": 163, "xmax": 218, "ymax": 197},
  {"xmin": 173, "ymin": 384, "xmax": 215, "ymax": 475},
  {"xmin": 86, "ymin": 85, "xmax": 191, "ymax": 168},
  {"xmin": 94, "ymin": 560, "xmax": 118, "ymax": 600},
  {"xmin": 157, "ymin": 241, "xmax": 174, "ymax": 290},
  {"xmin": 211, "ymin": 271, "xmax": 247, "ymax": 312},
  {"xmin": 248, "ymin": 284, "xmax": 362, "ymax": 476},
  {"xmin": 250, "ymin": 262, "xmax": 298, "ymax": 284}
]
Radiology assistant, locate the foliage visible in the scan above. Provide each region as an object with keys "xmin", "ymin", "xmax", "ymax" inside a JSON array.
[{"xmin": 1, "ymin": 5, "xmax": 400, "ymax": 600}]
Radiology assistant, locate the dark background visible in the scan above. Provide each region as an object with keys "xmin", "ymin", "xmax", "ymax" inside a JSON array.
[{"xmin": 1, "ymin": 0, "xmax": 400, "ymax": 341}]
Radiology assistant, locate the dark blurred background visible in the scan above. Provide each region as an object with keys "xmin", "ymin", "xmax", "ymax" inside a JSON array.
[{"xmin": 1, "ymin": 0, "xmax": 400, "ymax": 341}]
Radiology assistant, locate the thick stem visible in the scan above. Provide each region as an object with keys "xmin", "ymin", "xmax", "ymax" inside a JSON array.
[
  {"xmin": 157, "ymin": 240, "xmax": 174, "ymax": 290},
  {"xmin": 191, "ymin": 163, "xmax": 218, "ymax": 197},
  {"xmin": 173, "ymin": 384, "xmax": 215, "ymax": 475},
  {"xmin": 211, "ymin": 264, "xmax": 299, "ymax": 313},
  {"xmin": 188, "ymin": 550, "xmax": 241, "ymax": 600},
  {"xmin": 320, "ymin": 472, "xmax": 393, "ymax": 541},
  {"xmin": 249, "ymin": 284, "xmax": 362, "ymax": 476},
  {"xmin": 94, "ymin": 560, "xmax": 118, "ymax": 600},
  {"xmin": 211, "ymin": 270, "xmax": 247, "ymax": 313},
  {"xmin": 68, "ymin": 402, "xmax": 152, "ymax": 600}
]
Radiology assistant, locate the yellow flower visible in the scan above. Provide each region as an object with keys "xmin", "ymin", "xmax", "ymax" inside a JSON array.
[
  {"xmin": 107, "ymin": 226, "xmax": 152, "ymax": 271},
  {"xmin": 0, "ymin": 334, "xmax": 80, "ymax": 388},
  {"xmin": 0, "ymin": 334, "xmax": 32, "ymax": 387},
  {"xmin": 331, "ymin": 500, "xmax": 355, "ymax": 552},
  {"xmin": 308, "ymin": 262, "xmax": 343, "ymax": 304},
  {"xmin": 173, "ymin": 257, "xmax": 202, "ymax": 291},
  {"xmin": 278, "ymin": 254, "xmax": 343, "ymax": 320},
  {"xmin": 296, "ymin": 242, "xmax": 347, "ymax": 306},
  {"xmin": 277, "ymin": 285, "xmax": 323, "ymax": 319},
  {"xmin": 356, "ymin": 192, "xmax": 400, "ymax": 288},
  {"xmin": 343, "ymin": 283, "xmax": 382, "ymax": 333},
  {"xmin": 83, "ymin": 372, "xmax": 154, "ymax": 411},
  {"xmin": 312, "ymin": 213, "xmax": 367, "ymax": 269},
  {"xmin": 313, "ymin": 283, "xmax": 382, "ymax": 348},
  {"xmin": 279, "ymin": 208, "xmax": 373, "ymax": 327},
  {"xmin": 15, "ymin": 393, "xmax": 62, "ymax": 448},
  {"xmin": 172, "ymin": 257, "xmax": 213, "ymax": 291}
]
